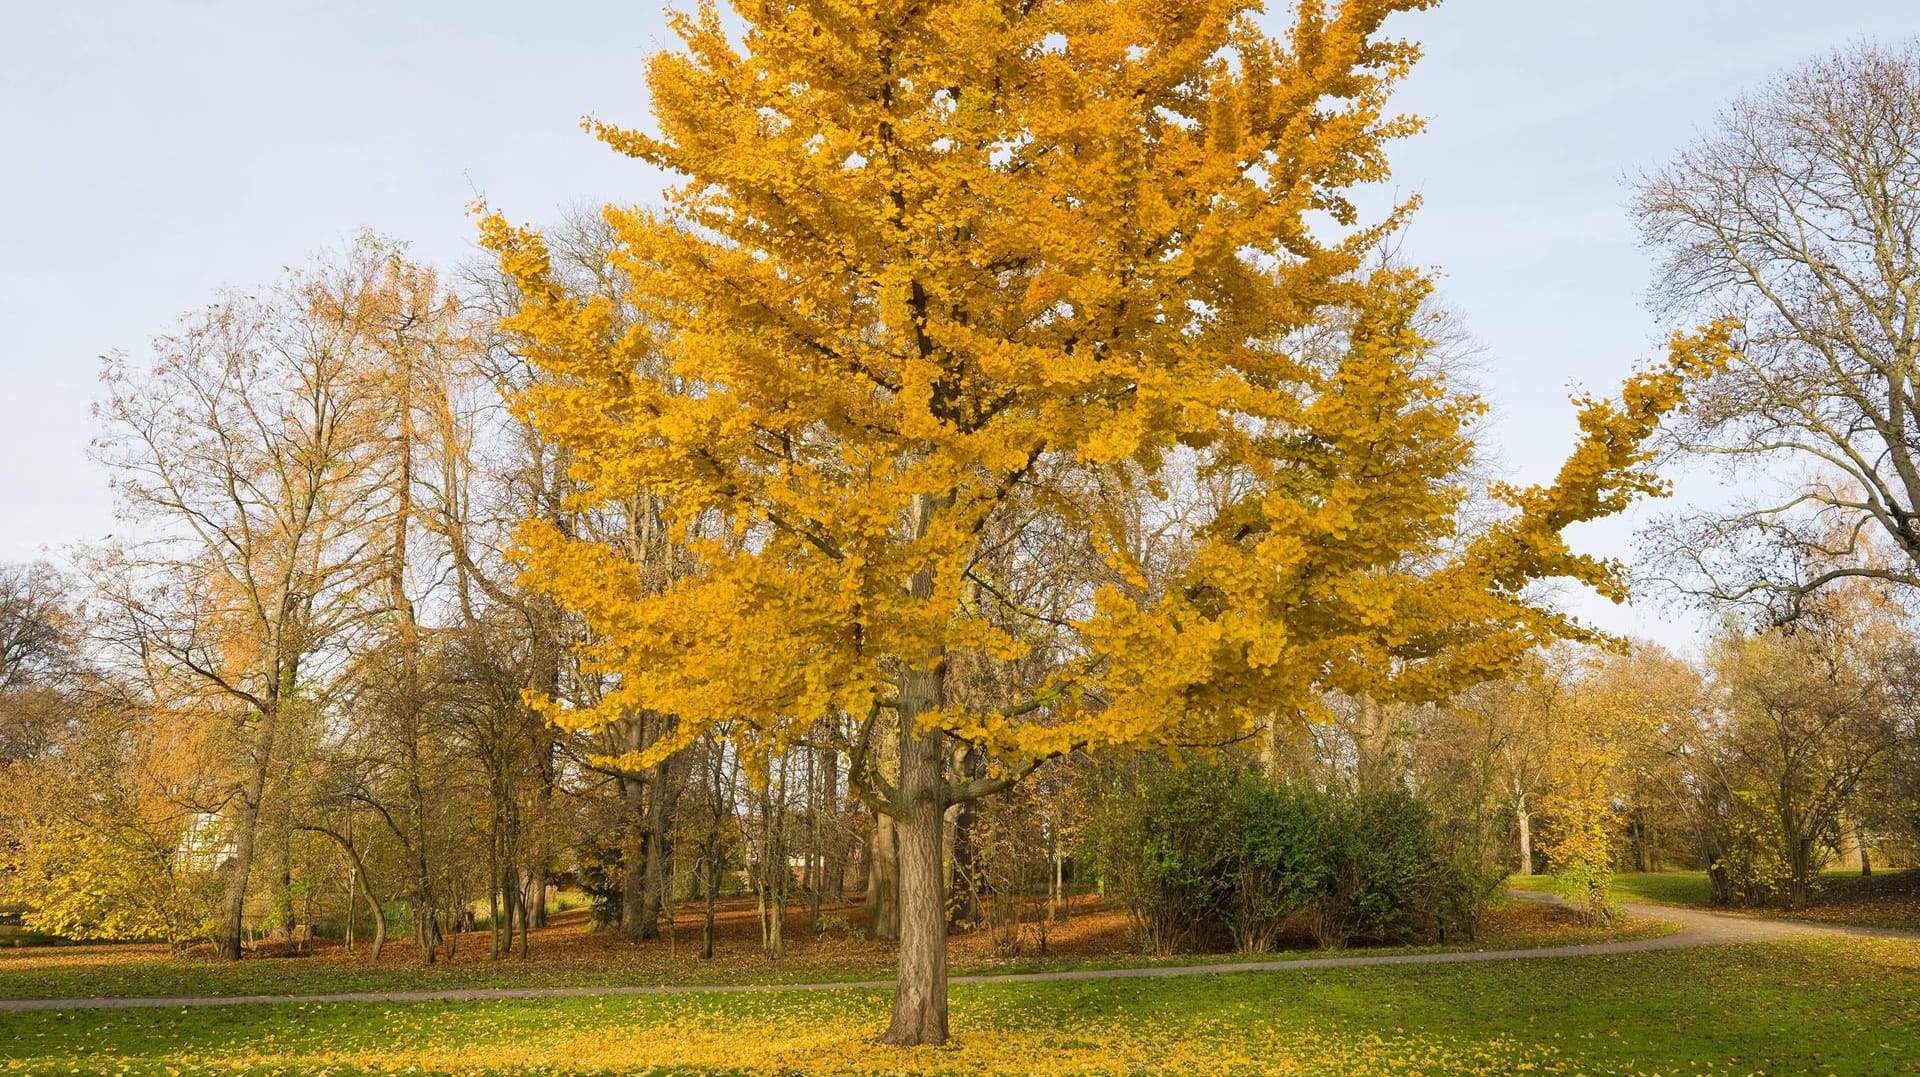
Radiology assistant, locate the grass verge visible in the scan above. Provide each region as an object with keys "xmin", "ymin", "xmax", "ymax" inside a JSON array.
[
  {"xmin": 1511, "ymin": 868, "xmax": 1920, "ymax": 930},
  {"xmin": 0, "ymin": 937, "xmax": 1912, "ymax": 1075}
]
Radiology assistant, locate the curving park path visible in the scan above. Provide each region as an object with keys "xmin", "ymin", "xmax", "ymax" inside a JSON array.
[{"xmin": 4, "ymin": 893, "xmax": 1913, "ymax": 1013}]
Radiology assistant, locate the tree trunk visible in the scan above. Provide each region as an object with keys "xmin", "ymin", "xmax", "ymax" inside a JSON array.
[
  {"xmin": 756, "ymin": 773, "xmax": 786, "ymax": 960},
  {"xmin": 301, "ymin": 825, "xmax": 386, "ymax": 962},
  {"xmin": 807, "ymin": 747, "xmax": 824, "ymax": 928},
  {"xmin": 516, "ymin": 872, "xmax": 532, "ymax": 959},
  {"xmin": 487, "ymin": 847, "xmax": 503, "ymax": 960},
  {"xmin": 525, "ymin": 601, "xmax": 563, "ymax": 933},
  {"xmin": 215, "ymin": 713, "xmax": 278, "ymax": 960},
  {"xmin": 865, "ymin": 810, "xmax": 899, "ymax": 941},
  {"xmin": 1787, "ymin": 832, "xmax": 1815, "ymax": 909},
  {"xmin": 881, "ymin": 664, "xmax": 949, "ymax": 1047},
  {"xmin": 947, "ymin": 745, "xmax": 984, "ymax": 929},
  {"xmin": 1515, "ymin": 799, "xmax": 1533, "ymax": 876},
  {"xmin": 639, "ymin": 827, "xmax": 667, "ymax": 941},
  {"xmin": 821, "ymin": 747, "xmax": 845, "ymax": 902},
  {"xmin": 497, "ymin": 869, "xmax": 517, "ymax": 960},
  {"xmin": 1049, "ymin": 819, "xmax": 1064, "ymax": 923},
  {"xmin": 518, "ymin": 851, "xmax": 543, "ymax": 940},
  {"xmin": 269, "ymin": 834, "xmax": 296, "ymax": 941},
  {"xmin": 1355, "ymin": 695, "xmax": 1395, "ymax": 791},
  {"xmin": 619, "ymin": 771, "xmax": 652, "ymax": 939},
  {"xmin": 403, "ymin": 729, "xmax": 438, "ymax": 965},
  {"xmin": 637, "ymin": 758, "xmax": 677, "ymax": 941},
  {"xmin": 345, "ymin": 863, "xmax": 357, "ymax": 953},
  {"xmin": 414, "ymin": 896, "xmax": 439, "ymax": 964},
  {"xmin": 526, "ymin": 865, "xmax": 549, "ymax": 930},
  {"xmin": 357, "ymin": 857, "xmax": 389, "ymax": 962},
  {"xmin": 701, "ymin": 854, "xmax": 719, "ymax": 959}
]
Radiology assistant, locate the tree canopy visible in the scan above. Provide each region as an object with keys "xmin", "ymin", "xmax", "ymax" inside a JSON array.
[{"xmin": 481, "ymin": 0, "xmax": 1732, "ymax": 1044}]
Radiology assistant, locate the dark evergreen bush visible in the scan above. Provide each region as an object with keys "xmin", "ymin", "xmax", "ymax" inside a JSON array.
[{"xmin": 1085, "ymin": 757, "xmax": 1489, "ymax": 953}]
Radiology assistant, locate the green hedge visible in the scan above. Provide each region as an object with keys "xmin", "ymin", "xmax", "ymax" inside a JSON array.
[{"xmin": 1085, "ymin": 758, "xmax": 1491, "ymax": 952}]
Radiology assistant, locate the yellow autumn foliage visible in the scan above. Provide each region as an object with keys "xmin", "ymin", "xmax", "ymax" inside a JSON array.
[{"xmin": 478, "ymin": 0, "xmax": 1733, "ymax": 779}]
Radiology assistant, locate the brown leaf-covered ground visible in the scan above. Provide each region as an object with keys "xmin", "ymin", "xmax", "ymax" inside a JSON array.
[{"xmin": 0, "ymin": 894, "xmax": 1669, "ymax": 1001}]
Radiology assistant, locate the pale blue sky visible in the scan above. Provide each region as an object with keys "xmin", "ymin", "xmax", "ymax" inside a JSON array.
[{"xmin": 3, "ymin": 1, "xmax": 1915, "ymax": 649}]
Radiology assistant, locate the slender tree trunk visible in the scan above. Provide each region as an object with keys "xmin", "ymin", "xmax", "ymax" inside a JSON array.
[
  {"xmin": 882, "ymin": 663, "xmax": 949, "ymax": 1047},
  {"xmin": 494, "ymin": 766, "xmax": 525, "ymax": 960},
  {"xmin": 1048, "ymin": 819, "xmax": 1064, "ymax": 923},
  {"xmin": 821, "ymin": 748, "xmax": 845, "ymax": 902},
  {"xmin": 215, "ymin": 712, "xmax": 278, "ymax": 960},
  {"xmin": 761, "ymin": 881, "xmax": 784, "ymax": 958},
  {"xmin": 525, "ymin": 604, "xmax": 563, "ymax": 933},
  {"xmin": 269, "ymin": 833, "xmax": 295, "ymax": 941},
  {"xmin": 1515, "ymin": 798, "xmax": 1533, "ymax": 876},
  {"xmin": 807, "ymin": 748, "xmax": 824, "ymax": 928},
  {"xmin": 408, "ymin": 754, "xmax": 438, "ymax": 966},
  {"xmin": 499, "ymin": 866, "xmax": 518, "ymax": 960},
  {"xmin": 947, "ymin": 745, "xmax": 984, "ymax": 929},
  {"xmin": 865, "ymin": 811, "xmax": 899, "ymax": 941},
  {"xmin": 1642, "ymin": 810, "xmax": 1657, "ymax": 873},
  {"xmin": 756, "ymin": 772, "xmax": 786, "ymax": 960},
  {"xmin": 301, "ymin": 825, "xmax": 386, "ymax": 961},
  {"xmin": 358, "ymin": 861, "xmax": 388, "ymax": 962},
  {"xmin": 701, "ymin": 854, "xmax": 719, "ymax": 959},
  {"xmin": 345, "ymin": 862, "xmax": 357, "ymax": 953},
  {"xmin": 515, "ymin": 874, "xmax": 530, "ymax": 959},
  {"xmin": 488, "ymin": 818, "xmax": 504, "ymax": 960},
  {"xmin": 520, "ymin": 857, "xmax": 544, "ymax": 938}
]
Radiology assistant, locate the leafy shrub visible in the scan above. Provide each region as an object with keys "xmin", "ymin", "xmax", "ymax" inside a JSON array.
[
  {"xmin": 1314, "ymin": 789, "xmax": 1437, "ymax": 948},
  {"xmin": 813, "ymin": 913, "xmax": 858, "ymax": 940},
  {"xmin": 1084, "ymin": 760, "xmax": 1243, "ymax": 952},
  {"xmin": 1231, "ymin": 780, "xmax": 1329, "ymax": 951},
  {"xmin": 572, "ymin": 836, "xmax": 625, "ymax": 931},
  {"xmin": 1085, "ymin": 757, "xmax": 1489, "ymax": 953}
]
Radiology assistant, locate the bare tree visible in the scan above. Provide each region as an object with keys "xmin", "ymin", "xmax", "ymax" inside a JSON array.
[
  {"xmin": 0, "ymin": 563, "xmax": 82, "ymax": 763},
  {"xmin": 92, "ymin": 254, "xmax": 388, "ymax": 959},
  {"xmin": 1635, "ymin": 41, "xmax": 1920, "ymax": 614}
]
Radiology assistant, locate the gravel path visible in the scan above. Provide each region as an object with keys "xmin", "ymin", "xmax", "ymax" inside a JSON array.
[{"xmin": 4, "ymin": 893, "xmax": 1911, "ymax": 1013}]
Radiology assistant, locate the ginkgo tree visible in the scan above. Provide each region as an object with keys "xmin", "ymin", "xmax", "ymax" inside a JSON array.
[{"xmin": 482, "ymin": 0, "xmax": 1732, "ymax": 1045}]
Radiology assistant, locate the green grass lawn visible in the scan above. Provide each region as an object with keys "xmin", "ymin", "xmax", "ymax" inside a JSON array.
[
  {"xmin": 1510, "ymin": 871, "xmax": 1715, "ymax": 906},
  {"xmin": 1512, "ymin": 868, "xmax": 1920, "ymax": 928},
  {"xmin": 1, "ymin": 937, "xmax": 1913, "ymax": 1075}
]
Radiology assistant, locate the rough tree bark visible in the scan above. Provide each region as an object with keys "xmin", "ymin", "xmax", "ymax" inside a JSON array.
[
  {"xmin": 638, "ymin": 756, "xmax": 679, "ymax": 940},
  {"xmin": 619, "ymin": 768, "xmax": 652, "ymax": 939},
  {"xmin": 881, "ymin": 662, "xmax": 950, "ymax": 1046}
]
